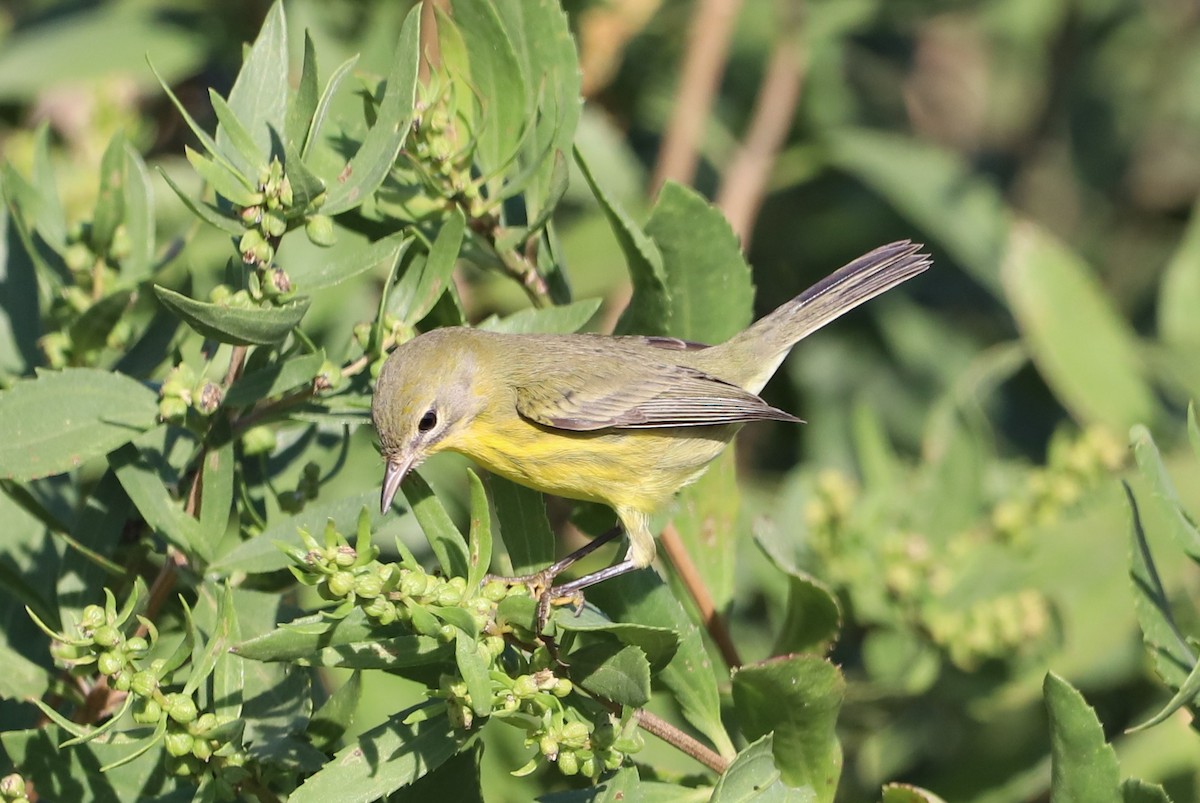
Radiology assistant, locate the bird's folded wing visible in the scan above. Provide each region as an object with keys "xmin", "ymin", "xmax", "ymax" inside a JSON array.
[{"xmin": 513, "ymin": 362, "xmax": 800, "ymax": 431}]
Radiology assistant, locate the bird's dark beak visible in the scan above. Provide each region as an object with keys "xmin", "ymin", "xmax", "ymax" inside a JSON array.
[{"xmin": 380, "ymin": 451, "xmax": 418, "ymax": 513}]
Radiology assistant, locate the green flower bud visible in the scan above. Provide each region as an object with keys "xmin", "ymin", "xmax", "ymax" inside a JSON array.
[
  {"xmin": 191, "ymin": 737, "xmax": 213, "ymax": 761},
  {"xmin": 158, "ymin": 396, "xmax": 189, "ymax": 422},
  {"xmin": 305, "ymin": 214, "xmax": 336, "ymax": 247},
  {"xmin": 557, "ymin": 750, "xmax": 578, "ymax": 775},
  {"xmin": 196, "ymin": 382, "xmax": 223, "ymax": 414},
  {"xmin": 334, "ymin": 546, "xmax": 357, "ymax": 568},
  {"xmin": 97, "ymin": 650, "xmax": 125, "ymax": 676},
  {"xmin": 263, "ymin": 210, "xmax": 288, "ymax": 238},
  {"xmin": 125, "ymin": 636, "xmax": 149, "ymax": 655},
  {"xmin": 482, "ymin": 580, "xmax": 509, "ymax": 602},
  {"xmin": 513, "ymin": 675, "xmax": 538, "ymax": 699},
  {"xmin": 112, "ymin": 670, "xmax": 132, "ymax": 692},
  {"xmin": 81, "ymin": 605, "xmax": 106, "ymax": 629},
  {"xmin": 438, "ymin": 624, "xmax": 457, "ymax": 643},
  {"xmin": 400, "ymin": 571, "xmax": 429, "ymax": 598},
  {"xmin": 165, "ymin": 731, "xmax": 194, "ymax": 757},
  {"xmin": 92, "ymin": 624, "xmax": 121, "ymax": 648},
  {"xmin": 0, "ymin": 774, "xmax": 26, "ymax": 798},
  {"xmin": 165, "ymin": 693, "xmax": 198, "ymax": 724},
  {"xmin": 562, "ymin": 721, "xmax": 590, "ymax": 744},
  {"xmin": 132, "ymin": 697, "xmax": 163, "ymax": 724},
  {"xmin": 130, "ymin": 670, "xmax": 158, "ymax": 698},
  {"xmin": 241, "ymin": 425, "xmax": 277, "ymax": 456},
  {"xmin": 355, "ymin": 573, "xmax": 384, "ymax": 599},
  {"xmin": 538, "ymin": 735, "xmax": 559, "ymax": 759},
  {"xmin": 551, "ymin": 678, "xmax": 573, "ymax": 697},
  {"xmin": 580, "ymin": 755, "xmax": 597, "ymax": 778},
  {"xmin": 328, "ymin": 571, "xmax": 356, "ymax": 599}
]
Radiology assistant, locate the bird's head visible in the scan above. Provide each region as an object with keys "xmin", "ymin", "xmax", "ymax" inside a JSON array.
[{"xmin": 371, "ymin": 328, "xmax": 486, "ymax": 513}]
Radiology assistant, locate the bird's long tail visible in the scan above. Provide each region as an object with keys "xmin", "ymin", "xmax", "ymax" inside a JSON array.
[{"xmin": 721, "ymin": 240, "xmax": 932, "ymax": 392}]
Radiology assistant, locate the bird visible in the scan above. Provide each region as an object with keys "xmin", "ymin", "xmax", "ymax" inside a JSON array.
[{"xmin": 372, "ymin": 240, "xmax": 931, "ymax": 609}]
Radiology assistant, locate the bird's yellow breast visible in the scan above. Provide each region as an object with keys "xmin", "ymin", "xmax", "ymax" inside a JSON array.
[{"xmin": 438, "ymin": 408, "xmax": 736, "ymax": 515}]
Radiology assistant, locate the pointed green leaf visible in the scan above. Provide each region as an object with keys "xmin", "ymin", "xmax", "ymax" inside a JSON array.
[
  {"xmin": 290, "ymin": 232, "xmax": 409, "ymax": 291},
  {"xmin": 322, "ymin": 6, "xmax": 421, "ymax": 215},
  {"xmin": 290, "ymin": 710, "xmax": 464, "ymax": 803},
  {"xmin": 402, "ymin": 470, "xmax": 471, "ymax": 579},
  {"xmin": 91, "ymin": 130, "xmax": 127, "ymax": 256},
  {"xmin": 1120, "ymin": 778, "xmax": 1174, "ymax": 803},
  {"xmin": 153, "ymin": 285, "xmax": 310, "ymax": 346},
  {"xmin": 1124, "ymin": 483, "xmax": 1197, "ymax": 691},
  {"xmin": 732, "ymin": 655, "xmax": 845, "ymax": 798},
  {"xmin": 389, "ymin": 210, "xmax": 463, "ymax": 324},
  {"xmin": 567, "ymin": 641, "xmax": 651, "ymax": 707},
  {"xmin": 120, "ymin": 142, "xmax": 155, "ymax": 281},
  {"xmin": 710, "ymin": 734, "xmax": 809, "ymax": 802},
  {"xmin": 0, "ymin": 368, "xmax": 159, "ymax": 481},
  {"xmin": 576, "ymin": 146, "xmax": 668, "ymax": 337},
  {"xmin": 1130, "ymin": 425, "xmax": 1200, "ymax": 561},
  {"xmin": 286, "ymin": 33, "xmax": 320, "ymax": 154},
  {"xmin": 220, "ymin": 0, "xmax": 288, "ymax": 165},
  {"xmin": 225, "ymin": 350, "xmax": 325, "ymax": 408},
  {"xmin": 466, "ymin": 469, "xmax": 493, "ymax": 589},
  {"xmin": 489, "ymin": 477, "xmax": 555, "ymax": 575},
  {"xmin": 199, "ymin": 440, "xmax": 235, "ymax": 546},
  {"xmin": 110, "ymin": 438, "xmax": 206, "ymax": 558},
  {"xmin": 309, "ymin": 670, "xmax": 363, "ymax": 752},
  {"xmin": 158, "ymin": 166, "xmax": 244, "ymax": 234},
  {"xmin": 1044, "ymin": 672, "xmax": 1122, "ymax": 803},
  {"xmin": 477, "ymin": 298, "xmax": 600, "ymax": 335},
  {"xmin": 553, "ymin": 605, "xmax": 678, "ymax": 671},
  {"xmin": 305, "ymin": 53, "xmax": 360, "ymax": 161},
  {"xmin": 210, "ymin": 89, "xmax": 268, "ymax": 174}
]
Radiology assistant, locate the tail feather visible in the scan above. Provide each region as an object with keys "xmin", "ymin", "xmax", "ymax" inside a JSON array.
[{"xmin": 723, "ymin": 240, "xmax": 932, "ymax": 391}]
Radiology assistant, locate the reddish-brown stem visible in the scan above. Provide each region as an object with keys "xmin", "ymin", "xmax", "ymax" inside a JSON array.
[{"xmin": 635, "ymin": 709, "xmax": 730, "ymax": 774}]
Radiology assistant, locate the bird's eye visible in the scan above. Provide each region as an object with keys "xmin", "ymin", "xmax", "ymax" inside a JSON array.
[{"xmin": 418, "ymin": 409, "xmax": 438, "ymax": 433}]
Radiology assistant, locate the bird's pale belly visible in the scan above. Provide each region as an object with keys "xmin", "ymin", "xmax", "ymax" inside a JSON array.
[{"xmin": 442, "ymin": 418, "xmax": 737, "ymax": 514}]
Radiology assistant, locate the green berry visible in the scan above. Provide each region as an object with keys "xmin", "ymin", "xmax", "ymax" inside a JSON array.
[
  {"xmin": 165, "ymin": 693, "xmax": 198, "ymax": 724},
  {"xmin": 165, "ymin": 731, "xmax": 194, "ymax": 757},
  {"xmin": 92, "ymin": 624, "xmax": 122, "ymax": 648}
]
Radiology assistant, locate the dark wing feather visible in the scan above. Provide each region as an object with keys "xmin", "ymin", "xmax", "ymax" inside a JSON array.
[{"xmin": 514, "ymin": 359, "xmax": 800, "ymax": 432}]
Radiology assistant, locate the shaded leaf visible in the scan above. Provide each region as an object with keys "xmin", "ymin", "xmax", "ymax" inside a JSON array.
[
  {"xmin": 1044, "ymin": 672, "xmax": 1122, "ymax": 803},
  {"xmin": 225, "ymin": 350, "xmax": 325, "ymax": 408},
  {"xmin": 567, "ymin": 641, "xmax": 651, "ymax": 707},
  {"xmin": 0, "ymin": 368, "xmax": 158, "ymax": 481},
  {"xmin": 401, "ymin": 470, "xmax": 471, "ymax": 580},
  {"xmin": 554, "ymin": 605, "xmax": 679, "ymax": 671},
  {"xmin": 309, "ymin": 670, "xmax": 363, "ymax": 752},
  {"xmin": 490, "ymin": 476, "xmax": 556, "ymax": 575}
]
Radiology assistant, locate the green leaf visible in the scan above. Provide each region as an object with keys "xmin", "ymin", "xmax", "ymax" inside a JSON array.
[
  {"xmin": 772, "ymin": 573, "xmax": 841, "ymax": 658},
  {"xmin": 1159, "ymin": 199, "xmax": 1200, "ymax": 350},
  {"xmin": 1120, "ymin": 779, "xmax": 1174, "ymax": 803},
  {"xmin": 286, "ymin": 32, "xmax": 320, "ymax": 154},
  {"xmin": 185, "ymin": 146, "xmax": 259, "ymax": 206},
  {"xmin": 456, "ymin": 634, "xmax": 493, "ymax": 717},
  {"xmin": 153, "ymin": 285, "xmax": 310, "ymax": 346},
  {"xmin": 91, "ymin": 130, "xmax": 127, "ymax": 256},
  {"xmin": 220, "ymin": 0, "xmax": 288, "ymax": 166},
  {"xmin": 824, "ymin": 127, "xmax": 1007, "ymax": 297},
  {"xmin": 389, "ymin": 210, "xmax": 463, "ymax": 325},
  {"xmin": 68, "ymin": 288, "xmax": 134, "ymax": 354},
  {"xmin": 447, "ymin": 0, "xmax": 528, "ymax": 189},
  {"xmin": 493, "ymin": 0, "xmax": 581, "ymax": 220},
  {"xmin": 394, "ymin": 743, "xmax": 484, "ymax": 802},
  {"xmin": 235, "ymin": 611, "xmax": 448, "ymax": 669},
  {"xmin": 1044, "ymin": 672, "xmax": 1122, "ymax": 803},
  {"xmin": 881, "ymin": 784, "xmax": 950, "ymax": 803},
  {"xmin": 588, "ymin": 569, "xmax": 736, "ymax": 758},
  {"xmin": 0, "ymin": 368, "xmax": 159, "ymax": 481},
  {"xmin": 290, "ymin": 710, "xmax": 464, "ymax": 803},
  {"xmin": 670, "ymin": 449, "xmax": 740, "ymax": 611},
  {"xmin": 120, "ymin": 143, "xmax": 156, "ymax": 282},
  {"xmin": 1129, "ymin": 425, "xmax": 1200, "ymax": 561},
  {"xmin": 158, "ymin": 166, "xmax": 244, "ymax": 234},
  {"xmin": 305, "ymin": 53, "xmax": 360, "ymax": 161},
  {"xmin": 225, "ymin": 350, "xmax": 325, "ymax": 408},
  {"xmin": 210, "ymin": 89, "xmax": 267, "ymax": 174},
  {"xmin": 553, "ymin": 605, "xmax": 678, "ymax": 671},
  {"xmin": 646, "ymin": 181, "xmax": 755, "ymax": 343},
  {"xmin": 477, "ymin": 298, "xmax": 601, "ymax": 335},
  {"xmin": 731, "ymin": 655, "xmax": 845, "ymax": 799},
  {"xmin": 1127, "ymin": 657, "xmax": 1200, "ymax": 732},
  {"xmin": 567, "ymin": 641, "xmax": 651, "ymax": 707},
  {"xmin": 576, "ymin": 146, "xmax": 668, "ymax": 337},
  {"xmin": 184, "ymin": 583, "xmax": 240, "ymax": 696},
  {"xmin": 309, "ymin": 670, "xmax": 363, "ymax": 752},
  {"xmin": 0, "ymin": 6, "xmax": 205, "ymax": 101},
  {"xmin": 710, "ymin": 734, "xmax": 809, "ymax": 802},
  {"xmin": 199, "ymin": 441, "xmax": 235, "ymax": 548},
  {"xmin": 0, "ymin": 192, "xmax": 44, "ymax": 374},
  {"xmin": 1124, "ymin": 483, "xmax": 1197, "ymax": 692},
  {"xmin": 402, "ymin": 470, "xmax": 471, "ymax": 580},
  {"xmin": 110, "ymin": 438, "xmax": 206, "ymax": 558},
  {"xmin": 1001, "ymin": 220, "xmax": 1156, "ymax": 432},
  {"xmin": 322, "ymin": 6, "xmax": 421, "ymax": 215},
  {"xmin": 490, "ymin": 477, "xmax": 555, "ymax": 575},
  {"xmin": 290, "ymin": 233, "xmax": 410, "ymax": 291},
  {"xmin": 466, "ymin": 469, "xmax": 493, "ymax": 589}
]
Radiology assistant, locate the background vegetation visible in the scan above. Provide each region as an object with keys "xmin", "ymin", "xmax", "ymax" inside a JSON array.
[{"xmin": 0, "ymin": 0, "xmax": 1198, "ymax": 800}]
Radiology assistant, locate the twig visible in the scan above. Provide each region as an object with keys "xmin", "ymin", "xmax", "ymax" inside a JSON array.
[
  {"xmin": 222, "ymin": 345, "xmax": 248, "ymax": 387},
  {"xmin": 715, "ymin": 12, "xmax": 806, "ymax": 242},
  {"xmin": 635, "ymin": 709, "xmax": 730, "ymax": 774},
  {"xmin": 650, "ymin": 0, "xmax": 745, "ymax": 194},
  {"xmin": 659, "ymin": 522, "xmax": 742, "ymax": 669}
]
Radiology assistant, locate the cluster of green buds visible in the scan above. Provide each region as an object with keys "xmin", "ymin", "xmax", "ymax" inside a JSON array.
[
  {"xmin": 407, "ymin": 80, "xmax": 486, "ymax": 219},
  {"xmin": 354, "ymin": 314, "xmax": 412, "ymax": 381},
  {"xmin": 285, "ymin": 516, "xmax": 644, "ymax": 780},
  {"xmin": 38, "ymin": 219, "xmax": 134, "ymax": 368},
  {"xmin": 158, "ymin": 363, "xmax": 223, "ymax": 423},
  {"xmin": 0, "ymin": 773, "xmax": 29, "ymax": 803},
  {"xmin": 926, "ymin": 588, "xmax": 1053, "ymax": 670},
  {"xmin": 236, "ymin": 157, "xmax": 293, "ymax": 269},
  {"xmin": 990, "ymin": 425, "xmax": 1126, "ymax": 544},
  {"xmin": 879, "ymin": 530, "xmax": 953, "ymax": 608},
  {"xmin": 28, "ymin": 587, "xmax": 250, "ymax": 788}
]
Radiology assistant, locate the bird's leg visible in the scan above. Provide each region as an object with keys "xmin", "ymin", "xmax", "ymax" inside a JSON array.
[{"xmin": 485, "ymin": 525, "xmax": 625, "ymax": 627}]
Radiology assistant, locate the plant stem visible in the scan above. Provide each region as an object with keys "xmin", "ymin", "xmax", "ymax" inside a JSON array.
[
  {"xmin": 659, "ymin": 522, "xmax": 742, "ymax": 669},
  {"xmin": 635, "ymin": 709, "xmax": 730, "ymax": 774}
]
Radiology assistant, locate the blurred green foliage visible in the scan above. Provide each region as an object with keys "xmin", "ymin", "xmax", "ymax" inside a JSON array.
[{"xmin": 0, "ymin": 0, "xmax": 1198, "ymax": 801}]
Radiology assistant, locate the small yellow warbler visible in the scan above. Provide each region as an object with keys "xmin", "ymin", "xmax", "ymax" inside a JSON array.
[{"xmin": 373, "ymin": 240, "xmax": 930, "ymax": 596}]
